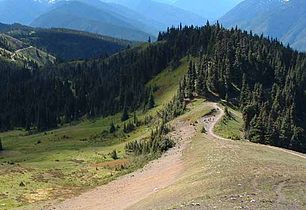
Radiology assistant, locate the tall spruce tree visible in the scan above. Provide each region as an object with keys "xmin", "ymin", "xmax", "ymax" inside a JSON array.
[{"xmin": 148, "ymin": 89, "xmax": 155, "ymax": 109}]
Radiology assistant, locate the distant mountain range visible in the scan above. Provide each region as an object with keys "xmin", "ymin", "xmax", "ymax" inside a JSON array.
[
  {"xmin": 0, "ymin": 0, "xmax": 206, "ymax": 41},
  {"xmin": 107, "ymin": 0, "xmax": 204, "ymax": 27},
  {"xmin": 220, "ymin": 0, "xmax": 306, "ymax": 51},
  {"xmin": 30, "ymin": 1, "xmax": 153, "ymax": 41},
  {"xmin": 2, "ymin": 0, "xmax": 306, "ymax": 51}
]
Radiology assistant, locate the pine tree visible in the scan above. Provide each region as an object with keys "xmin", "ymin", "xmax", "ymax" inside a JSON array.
[
  {"xmin": 133, "ymin": 112, "xmax": 138, "ymax": 126},
  {"xmin": 186, "ymin": 61, "xmax": 195, "ymax": 98},
  {"xmin": 121, "ymin": 107, "xmax": 129, "ymax": 122},
  {"xmin": 195, "ymin": 67, "xmax": 207, "ymax": 96},
  {"xmin": 109, "ymin": 122, "xmax": 116, "ymax": 134},
  {"xmin": 148, "ymin": 89, "xmax": 155, "ymax": 109}
]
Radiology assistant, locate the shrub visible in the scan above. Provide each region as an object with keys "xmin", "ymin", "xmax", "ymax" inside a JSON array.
[
  {"xmin": 110, "ymin": 150, "xmax": 118, "ymax": 160},
  {"xmin": 158, "ymin": 137, "xmax": 175, "ymax": 152},
  {"xmin": 109, "ymin": 122, "xmax": 116, "ymax": 133}
]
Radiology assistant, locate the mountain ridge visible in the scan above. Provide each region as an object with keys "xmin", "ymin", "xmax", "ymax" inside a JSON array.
[
  {"xmin": 220, "ymin": 0, "xmax": 306, "ymax": 51},
  {"xmin": 30, "ymin": 1, "xmax": 153, "ymax": 41},
  {"xmin": 0, "ymin": 22, "xmax": 133, "ymax": 61}
]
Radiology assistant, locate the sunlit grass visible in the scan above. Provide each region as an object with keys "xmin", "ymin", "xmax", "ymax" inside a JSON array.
[
  {"xmin": 0, "ymin": 56, "xmax": 191, "ymax": 209},
  {"xmin": 214, "ymin": 106, "xmax": 243, "ymax": 140}
]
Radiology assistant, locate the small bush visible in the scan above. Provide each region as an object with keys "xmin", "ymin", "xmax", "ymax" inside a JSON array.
[
  {"xmin": 110, "ymin": 150, "xmax": 118, "ymax": 160},
  {"xmin": 159, "ymin": 137, "xmax": 175, "ymax": 152},
  {"xmin": 109, "ymin": 122, "xmax": 116, "ymax": 134},
  {"xmin": 19, "ymin": 182, "xmax": 25, "ymax": 187}
]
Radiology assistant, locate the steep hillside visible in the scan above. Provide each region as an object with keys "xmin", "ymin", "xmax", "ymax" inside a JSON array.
[
  {"xmin": 0, "ymin": 23, "xmax": 133, "ymax": 61},
  {"xmin": 0, "ymin": 33, "xmax": 56, "ymax": 66},
  {"xmin": 0, "ymin": 57, "xmax": 189, "ymax": 209},
  {"xmin": 0, "ymin": 33, "xmax": 25, "ymax": 51},
  {"xmin": 20, "ymin": 29, "xmax": 133, "ymax": 61},
  {"xmin": 31, "ymin": 1, "xmax": 153, "ymax": 41},
  {"xmin": 220, "ymin": 0, "xmax": 306, "ymax": 51}
]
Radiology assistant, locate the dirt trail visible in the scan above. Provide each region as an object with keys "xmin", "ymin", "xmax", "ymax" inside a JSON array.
[
  {"xmin": 48, "ymin": 121, "xmax": 196, "ymax": 210},
  {"xmin": 48, "ymin": 102, "xmax": 305, "ymax": 210},
  {"xmin": 11, "ymin": 46, "xmax": 33, "ymax": 59},
  {"xmin": 207, "ymin": 103, "xmax": 306, "ymax": 160}
]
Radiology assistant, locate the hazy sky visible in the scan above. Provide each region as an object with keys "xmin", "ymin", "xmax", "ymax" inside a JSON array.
[{"xmin": 155, "ymin": 0, "xmax": 176, "ymax": 3}]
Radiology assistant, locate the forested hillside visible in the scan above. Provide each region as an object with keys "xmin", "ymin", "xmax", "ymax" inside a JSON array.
[
  {"xmin": 158, "ymin": 24, "xmax": 306, "ymax": 152},
  {"xmin": 1, "ymin": 24, "xmax": 306, "ymax": 152},
  {"xmin": 0, "ymin": 23, "xmax": 133, "ymax": 61},
  {"xmin": 0, "ymin": 33, "xmax": 56, "ymax": 66}
]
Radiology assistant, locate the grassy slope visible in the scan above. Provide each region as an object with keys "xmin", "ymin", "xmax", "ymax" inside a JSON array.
[
  {"xmin": 129, "ymin": 101, "xmax": 306, "ymax": 210},
  {"xmin": 147, "ymin": 57, "xmax": 189, "ymax": 106},
  {"xmin": 0, "ymin": 57, "xmax": 189, "ymax": 209},
  {"xmin": 0, "ymin": 114, "xmax": 150, "ymax": 209},
  {"xmin": 14, "ymin": 47, "xmax": 56, "ymax": 66},
  {"xmin": 214, "ymin": 105, "xmax": 244, "ymax": 140},
  {"xmin": 0, "ymin": 34, "xmax": 56, "ymax": 66}
]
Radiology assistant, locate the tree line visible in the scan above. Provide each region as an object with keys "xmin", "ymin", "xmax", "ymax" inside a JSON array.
[{"xmin": 1, "ymin": 22, "xmax": 306, "ymax": 152}]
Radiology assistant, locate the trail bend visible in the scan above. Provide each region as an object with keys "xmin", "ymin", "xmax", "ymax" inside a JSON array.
[{"xmin": 206, "ymin": 102, "xmax": 306, "ymax": 160}]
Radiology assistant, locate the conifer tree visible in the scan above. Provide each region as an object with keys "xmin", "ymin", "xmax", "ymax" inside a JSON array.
[
  {"xmin": 148, "ymin": 89, "xmax": 155, "ymax": 109},
  {"xmin": 109, "ymin": 122, "xmax": 116, "ymax": 134},
  {"xmin": 121, "ymin": 107, "xmax": 129, "ymax": 122}
]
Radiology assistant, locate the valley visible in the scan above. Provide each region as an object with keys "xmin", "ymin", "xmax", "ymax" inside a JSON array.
[
  {"xmin": 0, "ymin": 57, "xmax": 189, "ymax": 209},
  {"xmin": 1, "ymin": 52, "xmax": 306, "ymax": 209},
  {"xmin": 1, "ymin": 1, "xmax": 306, "ymax": 209}
]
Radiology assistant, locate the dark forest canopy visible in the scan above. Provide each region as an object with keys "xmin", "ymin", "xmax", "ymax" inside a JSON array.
[
  {"xmin": 0, "ymin": 23, "xmax": 305, "ymax": 152},
  {"xmin": 0, "ymin": 24, "xmax": 134, "ymax": 61}
]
